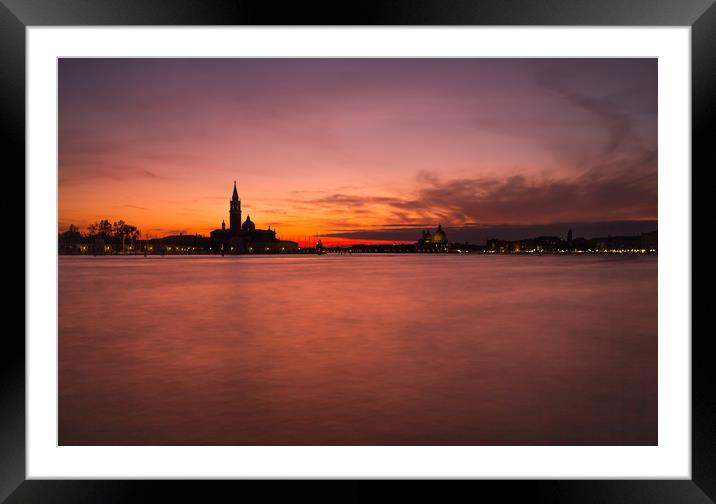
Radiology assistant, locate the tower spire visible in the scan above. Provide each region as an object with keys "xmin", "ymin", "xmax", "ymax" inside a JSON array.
[{"xmin": 229, "ymin": 180, "xmax": 241, "ymax": 234}]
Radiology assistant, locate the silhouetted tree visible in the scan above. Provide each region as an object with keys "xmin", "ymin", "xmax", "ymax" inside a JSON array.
[
  {"xmin": 99, "ymin": 219, "xmax": 112, "ymax": 238},
  {"xmin": 111, "ymin": 221, "xmax": 142, "ymax": 251},
  {"xmin": 126, "ymin": 225, "xmax": 141, "ymax": 248},
  {"xmin": 87, "ymin": 219, "xmax": 112, "ymax": 239},
  {"xmin": 113, "ymin": 220, "xmax": 127, "ymax": 251},
  {"xmin": 86, "ymin": 219, "xmax": 140, "ymax": 250}
]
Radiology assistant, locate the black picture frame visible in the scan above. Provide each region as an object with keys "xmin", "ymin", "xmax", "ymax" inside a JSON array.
[{"xmin": 3, "ymin": 0, "xmax": 710, "ymax": 502}]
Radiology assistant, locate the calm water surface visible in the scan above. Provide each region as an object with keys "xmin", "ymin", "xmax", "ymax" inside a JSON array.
[{"xmin": 59, "ymin": 254, "xmax": 657, "ymax": 445}]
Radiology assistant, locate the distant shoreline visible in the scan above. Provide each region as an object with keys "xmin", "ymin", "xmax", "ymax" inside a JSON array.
[{"xmin": 58, "ymin": 250, "xmax": 657, "ymax": 257}]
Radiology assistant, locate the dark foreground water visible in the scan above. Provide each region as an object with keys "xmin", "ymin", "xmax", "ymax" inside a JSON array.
[{"xmin": 59, "ymin": 254, "xmax": 657, "ymax": 445}]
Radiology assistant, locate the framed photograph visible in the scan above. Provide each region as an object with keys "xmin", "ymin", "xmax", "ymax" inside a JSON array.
[{"xmin": 5, "ymin": 0, "xmax": 710, "ymax": 501}]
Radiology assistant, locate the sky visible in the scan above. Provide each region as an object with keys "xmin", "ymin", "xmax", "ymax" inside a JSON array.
[{"xmin": 58, "ymin": 58, "xmax": 657, "ymax": 245}]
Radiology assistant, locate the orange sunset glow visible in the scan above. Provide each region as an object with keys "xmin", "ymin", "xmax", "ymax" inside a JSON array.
[
  {"xmin": 58, "ymin": 58, "xmax": 660, "ymax": 448},
  {"xmin": 59, "ymin": 58, "xmax": 657, "ymax": 245}
]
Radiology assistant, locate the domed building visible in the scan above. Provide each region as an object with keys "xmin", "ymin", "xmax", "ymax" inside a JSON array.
[
  {"xmin": 209, "ymin": 181, "xmax": 298, "ymax": 254},
  {"xmin": 242, "ymin": 215, "xmax": 256, "ymax": 232},
  {"xmin": 417, "ymin": 224, "xmax": 449, "ymax": 250},
  {"xmin": 433, "ymin": 224, "xmax": 447, "ymax": 244}
]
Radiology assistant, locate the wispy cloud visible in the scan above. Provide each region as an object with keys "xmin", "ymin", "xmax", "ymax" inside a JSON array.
[{"xmin": 299, "ymin": 159, "xmax": 655, "ymax": 229}]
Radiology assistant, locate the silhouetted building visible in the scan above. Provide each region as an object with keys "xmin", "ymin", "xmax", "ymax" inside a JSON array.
[
  {"xmin": 433, "ymin": 224, "xmax": 447, "ymax": 244},
  {"xmin": 209, "ymin": 181, "xmax": 298, "ymax": 253},
  {"xmin": 418, "ymin": 224, "xmax": 448, "ymax": 250},
  {"xmin": 593, "ymin": 235, "xmax": 642, "ymax": 251},
  {"xmin": 229, "ymin": 181, "xmax": 241, "ymax": 234},
  {"xmin": 486, "ymin": 238, "xmax": 510, "ymax": 252},
  {"xmin": 641, "ymin": 230, "xmax": 657, "ymax": 251},
  {"xmin": 527, "ymin": 236, "xmax": 562, "ymax": 252},
  {"xmin": 58, "ymin": 226, "xmax": 84, "ymax": 254}
]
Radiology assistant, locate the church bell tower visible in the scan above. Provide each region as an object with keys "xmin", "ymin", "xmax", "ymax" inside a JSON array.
[{"xmin": 229, "ymin": 181, "xmax": 242, "ymax": 234}]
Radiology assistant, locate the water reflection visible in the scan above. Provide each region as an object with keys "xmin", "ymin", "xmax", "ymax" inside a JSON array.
[{"xmin": 59, "ymin": 254, "xmax": 657, "ymax": 445}]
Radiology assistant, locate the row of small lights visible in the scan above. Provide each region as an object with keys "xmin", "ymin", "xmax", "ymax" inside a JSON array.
[
  {"xmin": 75, "ymin": 245, "xmax": 654, "ymax": 254},
  {"xmin": 488, "ymin": 248, "xmax": 655, "ymax": 254}
]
